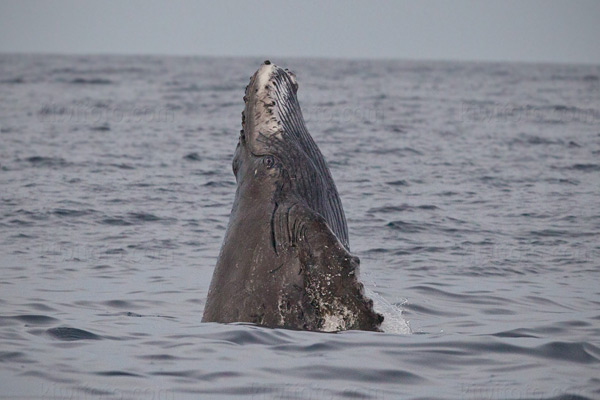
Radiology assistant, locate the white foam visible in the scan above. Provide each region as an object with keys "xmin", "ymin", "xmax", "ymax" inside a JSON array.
[{"xmin": 365, "ymin": 287, "xmax": 411, "ymax": 335}]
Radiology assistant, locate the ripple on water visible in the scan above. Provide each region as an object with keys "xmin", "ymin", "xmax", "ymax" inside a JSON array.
[
  {"xmin": 183, "ymin": 152, "xmax": 202, "ymax": 161},
  {"xmin": 23, "ymin": 156, "xmax": 72, "ymax": 168},
  {"xmin": 46, "ymin": 327, "xmax": 102, "ymax": 341},
  {"xmin": 0, "ymin": 351, "xmax": 33, "ymax": 363},
  {"xmin": 95, "ymin": 370, "xmax": 142, "ymax": 377},
  {"xmin": 103, "ymin": 300, "xmax": 139, "ymax": 309},
  {"xmin": 68, "ymin": 78, "xmax": 113, "ymax": 85},
  {"xmin": 265, "ymin": 365, "xmax": 425, "ymax": 384},
  {"xmin": 1, "ymin": 315, "xmax": 59, "ymax": 325},
  {"xmin": 98, "ymin": 212, "xmax": 175, "ymax": 226}
]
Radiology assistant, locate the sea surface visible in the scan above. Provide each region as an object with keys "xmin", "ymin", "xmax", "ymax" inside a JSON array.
[{"xmin": 1, "ymin": 54, "xmax": 599, "ymax": 399}]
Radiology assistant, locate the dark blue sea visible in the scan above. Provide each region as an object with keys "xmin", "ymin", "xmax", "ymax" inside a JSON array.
[{"xmin": 1, "ymin": 54, "xmax": 599, "ymax": 399}]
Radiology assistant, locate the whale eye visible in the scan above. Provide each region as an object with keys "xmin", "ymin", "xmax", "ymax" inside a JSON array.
[{"xmin": 263, "ymin": 155, "xmax": 275, "ymax": 169}]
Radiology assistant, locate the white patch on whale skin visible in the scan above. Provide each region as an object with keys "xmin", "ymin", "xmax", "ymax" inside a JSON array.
[
  {"xmin": 254, "ymin": 63, "xmax": 275, "ymax": 93},
  {"xmin": 248, "ymin": 62, "xmax": 300, "ymax": 145},
  {"xmin": 277, "ymin": 295, "xmax": 286, "ymax": 326},
  {"xmin": 250, "ymin": 64, "xmax": 282, "ymax": 140},
  {"xmin": 321, "ymin": 313, "xmax": 345, "ymax": 332},
  {"xmin": 320, "ymin": 300, "xmax": 356, "ymax": 332}
]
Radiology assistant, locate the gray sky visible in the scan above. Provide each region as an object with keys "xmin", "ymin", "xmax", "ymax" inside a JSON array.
[{"xmin": 1, "ymin": 0, "xmax": 599, "ymax": 64}]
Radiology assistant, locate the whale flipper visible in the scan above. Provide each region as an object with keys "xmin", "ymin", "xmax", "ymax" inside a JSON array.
[{"xmin": 273, "ymin": 203, "xmax": 384, "ymax": 332}]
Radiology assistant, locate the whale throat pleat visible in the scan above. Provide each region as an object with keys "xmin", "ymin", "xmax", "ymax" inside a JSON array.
[{"xmin": 272, "ymin": 79, "xmax": 350, "ymax": 250}]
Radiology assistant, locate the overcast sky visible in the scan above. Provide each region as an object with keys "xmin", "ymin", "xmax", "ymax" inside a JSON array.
[{"xmin": 1, "ymin": 0, "xmax": 599, "ymax": 64}]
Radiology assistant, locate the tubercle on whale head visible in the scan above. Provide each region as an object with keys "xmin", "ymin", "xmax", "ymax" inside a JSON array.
[{"xmin": 240, "ymin": 61, "xmax": 300, "ymax": 156}]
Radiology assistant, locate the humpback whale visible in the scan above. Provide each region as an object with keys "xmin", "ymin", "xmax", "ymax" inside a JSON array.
[{"xmin": 202, "ymin": 61, "xmax": 383, "ymax": 332}]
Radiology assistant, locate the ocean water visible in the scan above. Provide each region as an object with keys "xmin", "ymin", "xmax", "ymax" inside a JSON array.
[{"xmin": 0, "ymin": 54, "xmax": 599, "ymax": 399}]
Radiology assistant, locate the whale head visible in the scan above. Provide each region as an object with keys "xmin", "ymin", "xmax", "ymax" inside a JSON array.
[{"xmin": 232, "ymin": 60, "xmax": 350, "ymax": 250}]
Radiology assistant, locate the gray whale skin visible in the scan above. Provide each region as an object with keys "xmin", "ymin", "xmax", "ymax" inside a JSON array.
[{"xmin": 202, "ymin": 61, "xmax": 383, "ymax": 332}]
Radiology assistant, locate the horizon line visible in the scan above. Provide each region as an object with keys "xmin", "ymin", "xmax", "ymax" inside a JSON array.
[{"xmin": 1, "ymin": 50, "xmax": 599, "ymax": 68}]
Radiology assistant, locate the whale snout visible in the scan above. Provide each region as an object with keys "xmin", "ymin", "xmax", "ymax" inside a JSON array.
[
  {"xmin": 245, "ymin": 62, "xmax": 277, "ymax": 101},
  {"xmin": 244, "ymin": 61, "xmax": 299, "ymax": 107},
  {"xmin": 242, "ymin": 61, "xmax": 301, "ymax": 154}
]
